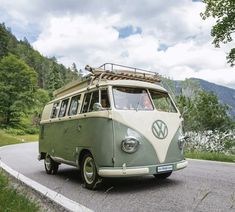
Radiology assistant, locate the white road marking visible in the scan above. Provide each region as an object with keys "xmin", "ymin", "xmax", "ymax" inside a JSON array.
[{"xmin": 0, "ymin": 145, "xmax": 93, "ymax": 212}]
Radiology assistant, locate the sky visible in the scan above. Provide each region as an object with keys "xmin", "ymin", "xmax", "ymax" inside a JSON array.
[{"xmin": 0, "ymin": 0, "xmax": 235, "ymax": 89}]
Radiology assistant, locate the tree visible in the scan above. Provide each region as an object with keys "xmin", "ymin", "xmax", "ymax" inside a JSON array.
[
  {"xmin": 0, "ymin": 23, "xmax": 9, "ymax": 58},
  {"xmin": 177, "ymin": 90, "xmax": 232, "ymax": 132},
  {"xmin": 31, "ymin": 88, "xmax": 50, "ymax": 126},
  {"xmin": 193, "ymin": 91, "xmax": 231, "ymax": 131},
  {"xmin": 201, "ymin": 0, "xmax": 235, "ymax": 66},
  {"xmin": 0, "ymin": 54, "xmax": 37, "ymax": 126}
]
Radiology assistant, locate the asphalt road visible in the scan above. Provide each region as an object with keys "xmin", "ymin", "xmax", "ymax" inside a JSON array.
[{"xmin": 0, "ymin": 142, "xmax": 234, "ymax": 212}]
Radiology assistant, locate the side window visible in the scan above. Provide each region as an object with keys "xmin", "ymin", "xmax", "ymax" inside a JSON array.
[
  {"xmin": 101, "ymin": 89, "xmax": 110, "ymax": 108},
  {"xmin": 51, "ymin": 102, "xmax": 60, "ymax": 118},
  {"xmin": 68, "ymin": 95, "xmax": 81, "ymax": 116},
  {"xmin": 81, "ymin": 90, "xmax": 99, "ymax": 113},
  {"xmin": 82, "ymin": 93, "xmax": 92, "ymax": 113},
  {"xmin": 89, "ymin": 90, "xmax": 99, "ymax": 112},
  {"xmin": 58, "ymin": 99, "xmax": 69, "ymax": 117}
]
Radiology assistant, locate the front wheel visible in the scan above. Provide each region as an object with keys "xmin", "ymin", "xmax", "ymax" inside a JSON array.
[
  {"xmin": 44, "ymin": 154, "xmax": 59, "ymax": 175},
  {"xmin": 81, "ymin": 153, "xmax": 102, "ymax": 190},
  {"xmin": 154, "ymin": 171, "xmax": 172, "ymax": 179}
]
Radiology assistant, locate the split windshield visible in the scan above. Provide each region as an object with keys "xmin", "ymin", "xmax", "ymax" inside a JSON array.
[{"xmin": 112, "ymin": 87, "xmax": 177, "ymax": 113}]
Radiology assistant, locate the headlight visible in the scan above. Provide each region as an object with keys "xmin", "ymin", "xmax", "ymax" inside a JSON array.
[{"xmin": 121, "ymin": 137, "xmax": 139, "ymax": 153}]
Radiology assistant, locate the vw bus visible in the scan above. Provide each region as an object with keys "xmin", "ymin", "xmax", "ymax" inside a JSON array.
[{"xmin": 38, "ymin": 63, "xmax": 188, "ymax": 189}]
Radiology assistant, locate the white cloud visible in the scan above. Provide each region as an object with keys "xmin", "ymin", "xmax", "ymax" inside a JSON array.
[{"xmin": 1, "ymin": 0, "xmax": 235, "ymax": 88}]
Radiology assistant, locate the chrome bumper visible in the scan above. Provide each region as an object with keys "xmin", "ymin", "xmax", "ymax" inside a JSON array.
[{"xmin": 98, "ymin": 160, "xmax": 188, "ymax": 177}]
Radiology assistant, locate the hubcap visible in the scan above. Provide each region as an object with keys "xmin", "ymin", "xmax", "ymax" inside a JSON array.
[{"xmin": 83, "ymin": 157, "xmax": 95, "ymax": 184}]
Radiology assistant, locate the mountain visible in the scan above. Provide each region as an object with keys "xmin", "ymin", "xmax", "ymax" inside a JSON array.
[{"xmin": 193, "ymin": 78, "xmax": 235, "ymax": 118}]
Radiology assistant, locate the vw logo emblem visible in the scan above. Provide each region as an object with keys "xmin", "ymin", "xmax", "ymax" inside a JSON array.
[{"xmin": 152, "ymin": 120, "xmax": 168, "ymax": 139}]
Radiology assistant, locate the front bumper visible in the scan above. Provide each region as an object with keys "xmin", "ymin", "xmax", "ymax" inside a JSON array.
[{"xmin": 98, "ymin": 160, "xmax": 188, "ymax": 177}]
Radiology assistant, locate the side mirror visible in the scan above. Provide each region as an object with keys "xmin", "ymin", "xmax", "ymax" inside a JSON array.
[{"xmin": 93, "ymin": 102, "xmax": 103, "ymax": 111}]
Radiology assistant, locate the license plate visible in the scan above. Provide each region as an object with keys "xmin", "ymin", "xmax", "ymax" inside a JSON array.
[{"xmin": 157, "ymin": 165, "xmax": 173, "ymax": 173}]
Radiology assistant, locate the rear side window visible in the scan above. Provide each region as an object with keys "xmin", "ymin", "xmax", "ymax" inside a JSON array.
[
  {"xmin": 58, "ymin": 99, "xmax": 69, "ymax": 117},
  {"xmin": 149, "ymin": 90, "xmax": 177, "ymax": 113},
  {"xmin": 68, "ymin": 95, "xmax": 81, "ymax": 116},
  {"xmin": 51, "ymin": 102, "xmax": 60, "ymax": 118}
]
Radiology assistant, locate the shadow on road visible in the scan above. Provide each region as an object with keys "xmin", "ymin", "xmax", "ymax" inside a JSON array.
[{"xmin": 52, "ymin": 166, "xmax": 183, "ymax": 194}]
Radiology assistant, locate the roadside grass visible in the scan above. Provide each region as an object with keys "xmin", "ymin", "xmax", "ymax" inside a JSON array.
[
  {"xmin": 0, "ymin": 130, "xmax": 40, "ymax": 211},
  {"xmin": 0, "ymin": 130, "xmax": 38, "ymax": 147},
  {"xmin": 0, "ymin": 171, "xmax": 39, "ymax": 212},
  {"xmin": 185, "ymin": 151, "xmax": 235, "ymax": 163}
]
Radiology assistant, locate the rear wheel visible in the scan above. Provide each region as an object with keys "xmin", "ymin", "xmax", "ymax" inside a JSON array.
[
  {"xmin": 44, "ymin": 154, "xmax": 59, "ymax": 175},
  {"xmin": 81, "ymin": 153, "xmax": 102, "ymax": 190},
  {"xmin": 154, "ymin": 172, "xmax": 172, "ymax": 179}
]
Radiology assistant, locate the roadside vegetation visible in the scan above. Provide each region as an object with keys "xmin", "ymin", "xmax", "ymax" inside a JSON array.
[
  {"xmin": 175, "ymin": 80, "xmax": 235, "ymax": 163},
  {"xmin": 0, "ymin": 130, "xmax": 38, "ymax": 147},
  {"xmin": 185, "ymin": 151, "xmax": 235, "ymax": 163},
  {"xmin": 0, "ymin": 130, "xmax": 40, "ymax": 211},
  {"xmin": 0, "ymin": 171, "xmax": 39, "ymax": 211}
]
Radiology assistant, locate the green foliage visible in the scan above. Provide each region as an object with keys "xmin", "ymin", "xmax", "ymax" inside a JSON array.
[
  {"xmin": 201, "ymin": 0, "xmax": 235, "ymax": 66},
  {"xmin": 177, "ymin": 90, "xmax": 232, "ymax": 132},
  {"xmin": 0, "ymin": 54, "xmax": 37, "ymax": 126},
  {"xmin": 0, "ymin": 23, "xmax": 9, "ymax": 58},
  {"xmin": 193, "ymin": 91, "xmax": 231, "ymax": 131},
  {"xmin": 185, "ymin": 151, "xmax": 235, "ymax": 163},
  {"xmin": 0, "ymin": 171, "xmax": 39, "ymax": 211},
  {"xmin": 0, "ymin": 23, "xmax": 81, "ymax": 130}
]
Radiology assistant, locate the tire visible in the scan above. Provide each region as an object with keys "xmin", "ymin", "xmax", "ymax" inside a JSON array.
[
  {"xmin": 81, "ymin": 153, "xmax": 102, "ymax": 190},
  {"xmin": 154, "ymin": 171, "xmax": 172, "ymax": 179},
  {"xmin": 44, "ymin": 154, "xmax": 59, "ymax": 175}
]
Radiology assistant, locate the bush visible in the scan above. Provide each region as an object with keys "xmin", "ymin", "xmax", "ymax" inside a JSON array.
[
  {"xmin": 185, "ymin": 130, "xmax": 235, "ymax": 155},
  {"xmin": 24, "ymin": 127, "xmax": 39, "ymax": 134},
  {"xmin": 5, "ymin": 128, "xmax": 26, "ymax": 135},
  {"xmin": 4, "ymin": 126, "xmax": 39, "ymax": 135}
]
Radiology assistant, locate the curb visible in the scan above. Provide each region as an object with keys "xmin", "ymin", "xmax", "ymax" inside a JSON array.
[{"xmin": 0, "ymin": 146, "xmax": 93, "ymax": 212}]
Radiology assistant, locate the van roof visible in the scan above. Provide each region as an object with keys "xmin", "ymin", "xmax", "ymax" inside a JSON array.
[
  {"xmin": 50, "ymin": 79, "xmax": 167, "ymax": 104},
  {"xmin": 52, "ymin": 63, "xmax": 163, "ymax": 101}
]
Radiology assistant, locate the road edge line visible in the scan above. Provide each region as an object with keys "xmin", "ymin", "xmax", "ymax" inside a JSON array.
[{"xmin": 0, "ymin": 159, "xmax": 93, "ymax": 212}]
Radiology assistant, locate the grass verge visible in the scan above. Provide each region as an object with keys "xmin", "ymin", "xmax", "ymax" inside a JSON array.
[
  {"xmin": 0, "ymin": 170, "xmax": 39, "ymax": 211},
  {"xmin": 0, "ymin": 130, "xmax": 40, "ymax": 211},
  {"xmin": 0, "ymin": 130, "xmax": 38, "ymax": 147},
  {"xmin": 185, "ymin": 151, "xmax": 235, "ymax": 163}
]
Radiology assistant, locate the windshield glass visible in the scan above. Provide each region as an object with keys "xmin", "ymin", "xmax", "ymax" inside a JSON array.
[
  {"xmin": 149, "ymin": 90, "xmax": 177, "ymax": 113},
  {"xmin": 113, "ymin": 87, "xmax": 153, "ymax": 110}
]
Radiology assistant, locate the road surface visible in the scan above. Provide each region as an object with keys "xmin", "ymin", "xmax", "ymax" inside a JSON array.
[{"xmin": 0, "ymin": 142, "xmax": 234, "ymax": 212}]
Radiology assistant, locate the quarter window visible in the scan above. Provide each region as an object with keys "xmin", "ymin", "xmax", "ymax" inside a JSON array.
[
  {"xmin": 58, "ymin": 99, "xmax": 69, "ymax": 117},
  {"xmin": 51, "ymin": 102, "xmax": 60, "ymax": 118},
  {"xmin": 68, "ymin": 95, "xmax": 80, "ymax": 116}
]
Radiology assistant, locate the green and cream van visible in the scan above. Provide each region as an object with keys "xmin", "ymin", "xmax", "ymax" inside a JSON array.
[{"xmin": 38, "ymin": 63, "xmax": 188, "ymax": 189}]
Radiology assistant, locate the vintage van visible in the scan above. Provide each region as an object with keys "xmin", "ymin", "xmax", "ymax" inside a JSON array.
[{"xmin": 38, "ymin": 63, "xmax": 188, "ymax": 189}]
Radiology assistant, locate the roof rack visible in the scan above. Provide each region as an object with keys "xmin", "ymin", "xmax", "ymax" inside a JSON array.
[
  {"xmin": 53, "ymin": 63, "xmax": 161, "ymax": 98},
  {"xmin": 85, "ymin": 63, "xmax": 161, "ymax": 84}
]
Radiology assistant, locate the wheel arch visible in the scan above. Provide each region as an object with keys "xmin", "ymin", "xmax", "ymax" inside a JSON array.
[{"xmin": 79, "ymin": 149, "xmax": 92, "ymax": 167}]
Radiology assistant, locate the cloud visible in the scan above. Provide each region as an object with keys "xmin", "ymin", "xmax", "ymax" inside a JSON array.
[{"xmin": 1, "ymin": 0, "xmax": 235, "ymax": 89}]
